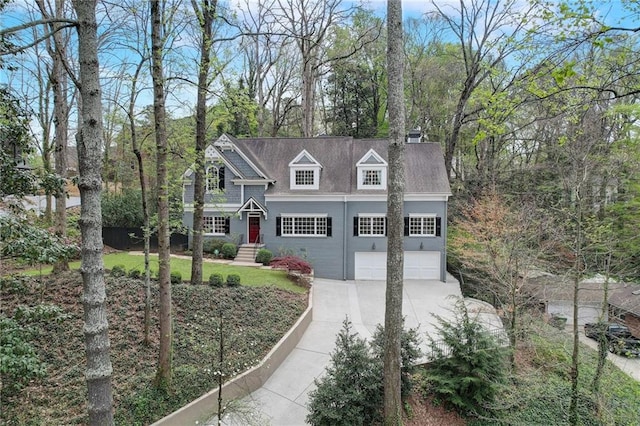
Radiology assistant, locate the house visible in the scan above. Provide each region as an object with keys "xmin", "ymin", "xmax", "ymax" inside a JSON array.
[
  {"xmin": 181, "ymin": 134, "xmax": 451, "ymax": 281},
  {"xmin": 609, "ymin": 285, "xmax": 640, "ymax": 338},
  {"xmin": 523, "ymin": 273, "xmax": 629, "ymax": 327}
]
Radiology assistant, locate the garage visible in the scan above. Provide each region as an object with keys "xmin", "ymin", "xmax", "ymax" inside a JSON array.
[{"xmin": 354, "ymin": 251, "xmax": 440, "ymax": 280}]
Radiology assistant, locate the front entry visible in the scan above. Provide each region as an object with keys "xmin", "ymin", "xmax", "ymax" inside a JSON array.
[{"xmin": 248, "ymin": 215, "xmax": 260, "ymax": 243}]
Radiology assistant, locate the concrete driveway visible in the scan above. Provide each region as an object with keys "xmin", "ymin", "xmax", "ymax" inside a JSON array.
[
  {"xmin": 212, "ymin": 276, "xmax": 502, "ymax": 426},
  {"xmin": 579, "ymin": 330, "xmax": 640, "ymax": 381}
]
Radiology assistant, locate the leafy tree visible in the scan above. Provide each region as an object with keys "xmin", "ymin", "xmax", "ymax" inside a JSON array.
[
  {"xmin": 425, "ymin": 298, "xmax": 508, "ymax": 416},
  {"xmin": 101, "ymin": 189, "xmax": 144, "ymax": 227}
]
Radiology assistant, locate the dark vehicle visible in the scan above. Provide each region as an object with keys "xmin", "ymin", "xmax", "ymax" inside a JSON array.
[{"xmin": 584, "ymin": 322, "xmax": 640, "ymax": 357}]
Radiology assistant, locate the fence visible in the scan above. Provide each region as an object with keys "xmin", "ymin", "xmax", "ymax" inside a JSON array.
[
  {"xmin": 102, "ymin": 227, "xmax": 188, "ymax": 251},
  {"xmin": 426, "ymin": 328, "xmax": 509, "ymax": 362}
]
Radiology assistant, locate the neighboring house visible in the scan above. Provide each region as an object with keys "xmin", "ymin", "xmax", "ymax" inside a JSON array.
[
  {"xmin": 609, "ymin": 285, "xmax": 640, "ymax": 338},
  {"xmin": 181, "ymin": 134, "xmax": 451, "ymax": 281},
  {"xmin": 524, "ymin": 273, "xmax": 628, "ymax": 326}
]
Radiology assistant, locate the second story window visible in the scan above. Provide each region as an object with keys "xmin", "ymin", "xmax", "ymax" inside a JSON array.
[{"xmin": 206, "ymin": 165, "xmax": 225, "ymax": 192}]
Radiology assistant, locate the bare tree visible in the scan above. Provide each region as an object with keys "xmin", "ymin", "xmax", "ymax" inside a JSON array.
[
  {"xmin": 273, "ymin": 0, "xmax": 354, "ymax": 137},
  {"xmin": 383, "ymin": 0, "xmax": 405, "ymax": 423},
  {"xmin": 71, "ymin": 0, "xmax": 115, "ymax": 422},
  {"xmin": 190, "ymin": 0, "xmax": 218, "ymax": 286},
  {"xmin": 151, "ymin": 0, "xmax": 173, "ymax": 389},
  {"xmin": 36, "ymin": 0, "xmax": 72, "ymax": 273}
]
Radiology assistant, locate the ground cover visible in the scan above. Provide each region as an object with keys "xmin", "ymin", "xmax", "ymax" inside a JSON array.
[{"xmin": 1, "ymin": 270, "xmax": 308, "ymax": 425}]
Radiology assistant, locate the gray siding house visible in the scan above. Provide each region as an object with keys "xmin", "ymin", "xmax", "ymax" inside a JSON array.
[{"xmin": 182, "ymin": 134, "xmax": 451, "ymax": 281}]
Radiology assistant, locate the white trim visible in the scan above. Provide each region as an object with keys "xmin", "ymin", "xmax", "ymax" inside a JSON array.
[
  {"xmin": 408, "ymin": 213, "xmax": 437, "ymax": 217},
  {"xmin": 214, "ymin": 136, "xmax": 270, "ymax": 180},
  {"xmin": 408, "ymin": 215, "xmax": 437, "ymax": 237},
  {"xmin": 281, "ymin": 213, "xmax": 328, "ymax": 218},
  {"xmin": 288, "ymin": 149, "xmax": 322, "ymax": 167},
  {"xmin": 290, "ymin": 167, "xmax": 320, "ymax": 190},
  {"xmin": 265, "ymin": 194, "xmax": 450, "ymax": 202},
  {"xmin": 183, "ymin": 204, "xmax": 242, "ymax": 213},
  {"xmin": 280, "ymin": 215, "xmax": 328, "ymax": 237},
  {"xmin": 232, "ymin": 179, "xmax": 274, "ymax": 185},
  {"xmin": 357, "ymin": 214, "xmax": 387, "ymax": 236},
  {"xmin": 357, "ymin": 213, "xmax": 386, "ymax": 217},
  {"xmin": 356, "ymin": 149, "xmax": 387, "ymax": 166}
]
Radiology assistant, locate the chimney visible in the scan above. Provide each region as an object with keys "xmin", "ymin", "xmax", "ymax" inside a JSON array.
[{"xmin": 406, "ymin": 129, "xmax": 421, "ymax": 143}]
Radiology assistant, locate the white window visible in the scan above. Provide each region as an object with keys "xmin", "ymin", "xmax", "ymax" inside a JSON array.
[
  {"xmin": 281, "ymin": 215, "xmax": 328, "ymax": 236},
  {"xmin": 356, "ymin": 149, "xmax": 387, "ymax": 190},
  {"xmin": 362, "ymin": 169, "xmax": 382, "ymax": 186},
  {"xmin": 358, "ymin": 215, "xmax": 386, "ymax": 236},
  {"xmin": 295, "ymin": 169, "xmax": 315, "ymax": 186},
  {"xmin": 409, "ymin": 215, "xmax": 436, "ymax": 236},
  {"xmin": 289, "ymin": 150, "xmax": 322, "ymax": 190},
  {"xmin": 203, "ymin": 216, "xmax": 226, "ymax": 235},
  {"xmin": 206, "ymin": 165, "xmax": 224, "ymax": 192}
]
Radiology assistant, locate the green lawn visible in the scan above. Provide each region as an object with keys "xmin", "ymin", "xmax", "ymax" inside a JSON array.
[{"xmin": 23, "ymin": 252, "xmax": 305, "ymax": 293}]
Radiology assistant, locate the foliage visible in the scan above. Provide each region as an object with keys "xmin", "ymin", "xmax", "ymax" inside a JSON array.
[
  {"xmin": 0, "ymin": 275, "xmax": 30, "ymax": 296},
  {"xmin": 0, "ymin": 315, "xmax": 47, "ymax": 399},
  {"xmin": 307, "ymin": 319, "xmax": 383, "ymax": 426},
  {"xmin": 0, "ymin": 215, "xmax": 78, "ymax": 266},
  {"xmin": 226, "ymin": 274, "xmax": 241, "ymax": 287},
  {"xmin": 220, "ymin": 242, "xmax": 237, "ymax": 259},
  {"xmin": 110, "ymin": 264, "xmax": 127, "ymax": 277},
  {"xmin": 203, "ymin": 238, "xmax": 225, "ymax": 255},
  {"xmin": 0, "ymin": 272, "xmax": 307, "ymax": 425},
  {"xmin": 423, "ymin": 298, "xmax": 508, "ymax": 416},
  {"xmin": 101, "ymin": 189, "xmax": 145, "ymax": 228},
  {"xmin": 270, "ymin": 256, "xmax": 313, "ymax": 274},
  {"xmin": 170, "ymin": 271, "xmax": 182, "ymax": 284},
  {"xmin": 24, "ymin": 252, "xmax": 305, "ymax": 293},
  {"xmin": 127, "ymin": 268, "xmax": 142, "ymax": 279},
  {"xmin": 370, "ymin": 322, "xmax": 422, "ymax": 400},
  {"xmin": 208, "ymin": 273, "xmax": 224, "ymax": 287},
  {"xmin": 307, "ymin": 318, "xmax": 421, "ymax": 426},
  {"xmin": 255, "ymin": 248, "xmax": 273, "ymax": 265}
]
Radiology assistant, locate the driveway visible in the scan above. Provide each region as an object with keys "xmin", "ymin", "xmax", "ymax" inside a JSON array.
[
  {"xmin": 579, "ymin": 330, "xmax": 640, "ymax": 381},
  {"xmin": 210, "ymin": 276, "xmax": 501, "ymax": 426}
]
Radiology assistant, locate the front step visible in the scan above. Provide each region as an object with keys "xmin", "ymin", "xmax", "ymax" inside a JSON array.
[{"xmin": 235, "ymin": 244, "xmax": 264, "ymax": 263}]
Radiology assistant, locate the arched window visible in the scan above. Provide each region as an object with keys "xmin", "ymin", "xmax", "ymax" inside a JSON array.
[{"xmin": 206, "ymin": 165, "xmax": 225, "ymax": 192}]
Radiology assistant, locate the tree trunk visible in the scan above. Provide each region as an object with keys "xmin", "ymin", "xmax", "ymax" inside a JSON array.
[
  {"xmin": 190, "ymin": 0, "xmax": 217, "ymax": 286},
  {"xmin": 383, "ymin": 1, "xmax": 405, "ymax": 424},
  {"xmin": 301, "ymin": 53, "xmax": 315, "ymax": 137},
  {"xmin": 569, "ymin": 198, "xmax": 583, "ymax": 426},
  {"xmin": 151, "ymin": 0, "xmax": 173, "ymax": 389},
  {"xmin": 71, "ymin": 0, "xmax": 114, "ymax": 423}
]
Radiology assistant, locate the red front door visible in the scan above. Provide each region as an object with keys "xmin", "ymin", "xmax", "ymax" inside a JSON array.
[{"xmin": 248, "ymin": 216, "xmax": 260, "ymax": 243}]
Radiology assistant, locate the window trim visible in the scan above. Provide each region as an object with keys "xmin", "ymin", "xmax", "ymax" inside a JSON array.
[
  {"xmin": 206, "ymin": 165, "xmax": 225, "ymax": 193},
  {"xmin": 278, "ymin": 214, "xmax": 329, "ymax": 237},
  {"xmin": 407, "ymin": 214, "xmax": 436, "ymax": 237},
  {"xmin": 203, "ymin": 216, "xmax": 228, "ymax": 236},
  {"xmin": 356, "ymin": 214, "xmax": 387, "ymax": 237}
]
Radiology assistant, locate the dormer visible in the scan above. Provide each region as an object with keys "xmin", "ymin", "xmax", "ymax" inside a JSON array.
[
  {"xmin": 289, "ymin": 150, "xmax": 322, "ymax": 190},
  {"xmin": 356, "ymin": 149, "xmax": 387, "ymax": 190}
]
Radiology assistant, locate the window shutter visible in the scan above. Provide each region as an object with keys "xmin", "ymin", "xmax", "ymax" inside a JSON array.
[
  {"xmin": 385, "ymin": 217, "xmax": 388, "ymax": 236},
  {"xmin": 326, "ymin": 217, "xmax": 332, "ymax": 237},
  {"xmin": 224, "ymin": 217, "xmax": 230, "ymax": 234},
  {"xmin": 219, "ymin": 166, "xmax": 225, "ymax": 190},
  {"xmin": 276, "ymin": 217, "xmax": 281, "ymax": 236},
  {"xmin": 353, "ymin": 217, "xmax": 358, "ymax": 236},
  {"xmin": 435, "ymin": 217, "xmax": 442, "ymax": 237},
  {"xmin": 404, "ymin": 217, "xmax": 409, "ymax": 236}
]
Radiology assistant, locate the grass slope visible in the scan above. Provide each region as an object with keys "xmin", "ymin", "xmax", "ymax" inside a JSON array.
[
  {"xmin": 22, "ymin": 252, "xmax": 304, "ymax": 293},
  {"xmin": 1, "ymin": 271, "xmax": 307, "ymax": 425}
]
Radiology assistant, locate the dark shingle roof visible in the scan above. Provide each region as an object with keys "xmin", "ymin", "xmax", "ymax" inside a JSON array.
[
  {"xmin": 228, "ymin": 135, "xmax": 451, "ymax": 196},
  {"xmin": 609, "ymin": 285, "xmax": 640, "ymax": 316}
]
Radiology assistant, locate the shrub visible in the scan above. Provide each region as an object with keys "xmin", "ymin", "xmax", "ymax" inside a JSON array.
[
  {"xmin": 110, "ymin": 264, "xmax": 127, "ymax": 277},
  {"xmin": 0, "ymin": 275, "xmax": 30, "ymax": 296},
  {"xmin": 423, "ymin": 298, "xmax": 508, "ymax": 416},
  {"xmin": 128, "ymin": 268, "xmax": 142, "ymax": 279},
  {"xmin": 208, "ymin": 273, "xmax": 224, "ymax": 288},
  {"xmin": 170, "ymin": 271, "xmax": 182, "ymax": 284},
  {"xmin": 203, "ymin": 239, "xmax": 225, "ymax": 255},
  {"xmin": 269, "ymin": 256, "xmax": 312, "ymax": 274},
  {"xmin": 220, "ymin": 243, "xmax": 237, "ymax": 259},
  {"xmin": 226, "ymin": 274, "xmax": 241, "ymax": 287},
  {"xmin": 0, "ymin": 315, "xmax": 47, "ymax": 399},
  {"xmin": 370, "ymin": 323, "xmax": 422, "ymax": 400},
  {"xmin": 255, "ymin": 248, "xmax": 273, "ymax": 265},
  {"xmin": 307, "ymin": 319, "xmax": 382, "ymax": 425},
  {"xmin": 101, "ymin": 189, "xmax": 144, "ymax": 227}
]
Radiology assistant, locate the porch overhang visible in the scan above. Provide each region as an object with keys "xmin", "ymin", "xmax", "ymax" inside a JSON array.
[{"xmin": 237, "ymin": 197, "xmax": 268, "ymax": 220}]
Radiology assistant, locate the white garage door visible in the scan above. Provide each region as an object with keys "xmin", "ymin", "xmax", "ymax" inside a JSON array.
[{"xmin": 354, "ymin": 251, "xmax": 440, "ymax": 280}]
